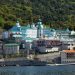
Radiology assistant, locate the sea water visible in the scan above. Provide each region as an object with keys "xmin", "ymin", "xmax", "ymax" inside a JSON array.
[{"xmin": 0, "ymin": 65, "xmax": 75, "ymax": 75}]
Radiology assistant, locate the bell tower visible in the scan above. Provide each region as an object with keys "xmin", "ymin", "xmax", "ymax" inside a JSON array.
[
  {"xmin": 16, "ymin": 21, "xmax": 21, "ymax": 27},
  {"xmin": 37, "ymin": 19, "xmax": 43, "ymax": 38},
  {"xmin": 16, "ymin": 21, "xmax": 21, "ymax": 31}
]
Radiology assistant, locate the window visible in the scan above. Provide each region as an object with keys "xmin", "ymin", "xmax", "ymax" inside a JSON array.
[{"xmin": 67, "ymin": 53, "xmax": 75, "ymax": 58}]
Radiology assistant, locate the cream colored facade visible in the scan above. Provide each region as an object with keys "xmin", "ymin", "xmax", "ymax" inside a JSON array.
[
  {"xmin": 3, "ymin": 43, "xmax": 19, "ymax": 54},
  {"xmin": 60, "ymin": 50, "xmax": 75, "ymax": 64}
]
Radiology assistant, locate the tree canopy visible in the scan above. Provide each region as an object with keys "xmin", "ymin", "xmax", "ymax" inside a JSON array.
[{"xmin": 0, "ymin": 0, "xmax": 75, "ymax": 30}]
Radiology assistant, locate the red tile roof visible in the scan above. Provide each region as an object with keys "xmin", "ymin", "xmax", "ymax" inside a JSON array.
[{"xmin": 63, "ymin": 50, "xmax": 75, "ymax": 53}]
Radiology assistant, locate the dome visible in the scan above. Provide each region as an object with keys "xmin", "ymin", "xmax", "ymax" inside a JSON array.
[
  {"xmin": 31, "ymin": 23, "xmax": 36, "ymax": 28},
  {"xmin": 66, "ymin": 28, "xmax": 70, "ymax": 32},
  {"xmin": 71, "ymin": 30, "xmax": 75, "ymax": 35},
  {"xmin": 16, "ymin": 21, "xmax": 21, "ymax": 27},
  {"xmin": 37, "ymin": 19, "xmax": 43, "ymax": 29}
]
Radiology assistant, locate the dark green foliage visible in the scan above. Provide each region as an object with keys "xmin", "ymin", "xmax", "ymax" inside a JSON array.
[{"xmin": 0, "ymin": 0, "xmax": 75, "ymax": 30}]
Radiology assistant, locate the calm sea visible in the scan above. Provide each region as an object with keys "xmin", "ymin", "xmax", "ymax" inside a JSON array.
[{"xmin": 0, "ymin": 65, "xmax": 75, "ymax": 75}]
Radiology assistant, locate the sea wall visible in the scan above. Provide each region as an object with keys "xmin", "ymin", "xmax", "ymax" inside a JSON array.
[{"xmin": 0, "ymin": 59, "xmax": 47, "ymax": 66}]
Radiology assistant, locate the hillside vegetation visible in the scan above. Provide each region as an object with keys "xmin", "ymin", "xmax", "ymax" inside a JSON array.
[{"xmin": 0, "ymin": 0, "xmax": 75, "ymax": 30}]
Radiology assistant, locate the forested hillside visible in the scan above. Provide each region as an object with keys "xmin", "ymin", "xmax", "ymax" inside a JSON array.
[{"xmin": 0, "ymin": 0, "xmax": 75, "ymax": 30}]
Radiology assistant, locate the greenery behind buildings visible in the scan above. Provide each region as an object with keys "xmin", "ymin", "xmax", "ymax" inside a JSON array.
[{"xmin": 0, "ymin": 0, "xmax": 75, "ymax": 30}]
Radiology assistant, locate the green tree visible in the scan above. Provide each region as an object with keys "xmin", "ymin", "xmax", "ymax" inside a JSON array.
[{"xmin": 0, "ymin": 16, "xmax": 4, "ymax": 28}]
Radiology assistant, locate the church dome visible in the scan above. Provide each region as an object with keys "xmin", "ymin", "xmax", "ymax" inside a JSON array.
[
  {"xmin": 71, "ymin": 30, "xmax": 75, "ymax": 35},
  {"xmin": 16, "ymin": 21, "xmax": 21, "ymax": 27}
]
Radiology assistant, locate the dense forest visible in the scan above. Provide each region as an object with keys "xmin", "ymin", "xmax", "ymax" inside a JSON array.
[{"xmin": 0, "ymin": 0, "xmax": 75, "ymax": 30}]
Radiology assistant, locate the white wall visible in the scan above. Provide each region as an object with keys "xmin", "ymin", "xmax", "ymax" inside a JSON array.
[{"xmin": 26, "ymin": 29, "xmax": 37, "ymax": 38}]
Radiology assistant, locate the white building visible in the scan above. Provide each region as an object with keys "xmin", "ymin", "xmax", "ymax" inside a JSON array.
[
  {"xmin": 2, "ymin": 31, "xmax": 9, "ymax": 39},
  {"xmin": 32, "ymin": 39, "xmax": 62, "ymax": 53},
  {"xmin": 2, "ymin": 19, "xmax": 75, "ymax": 54},
  {"xmin": 8, "ymin": 19, "xmax": 63, "ymax": 43},
  {"xmin": 3, "ymin": 43, "xmax": 19, "ymax": 55},
  {"xmin": 61, "ymin": 49, "xmax": 75, "ymax": 64}
]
